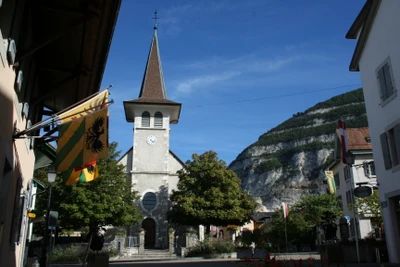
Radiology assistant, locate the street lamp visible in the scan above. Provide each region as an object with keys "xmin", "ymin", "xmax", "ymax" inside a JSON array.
[
  {"xmin": 345, "ymin": 152, "xmax": 360, "ymax": 263},
  {"xmin": 345, "ymin": 152, "xmax": 355, "ymax": 166},
  {"xmin": 40, "ymin": 165, "xmax": 56, "ymax": 267}
]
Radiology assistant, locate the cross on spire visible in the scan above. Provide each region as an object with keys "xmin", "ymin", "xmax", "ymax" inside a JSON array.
[{"xmin": 153, "ymin": 11, "xmax": 159, "ymax": 30}]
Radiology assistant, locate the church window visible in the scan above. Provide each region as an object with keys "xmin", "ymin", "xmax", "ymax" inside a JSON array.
[
  {"xmin": 141, "ymin": 112, "xmax": 150, "ymax": 127},
  {"xmin": 142, "ymin": 192, "xmax": 157, "ymax": 211},
  {"xmin": 154, "ymin": 112, "xmax": 163, "ymax": 128}
]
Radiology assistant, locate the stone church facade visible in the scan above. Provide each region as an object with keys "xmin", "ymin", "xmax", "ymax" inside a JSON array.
[{"xmin": 118, "ymin": 25, "xmax": 184, "ymax": 249}]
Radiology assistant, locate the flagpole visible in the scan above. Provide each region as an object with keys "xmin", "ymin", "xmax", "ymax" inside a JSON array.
[
  {"xmin": 13, "ymin": 85, "xmax": 112, "ymax": 138},
  {"xmin": 284, "ymin": 217, "xmax": 288, "ymax": 253},
  {"xmin": 13, "ymin": 99, "xmax": 113, "ymax": 139}
]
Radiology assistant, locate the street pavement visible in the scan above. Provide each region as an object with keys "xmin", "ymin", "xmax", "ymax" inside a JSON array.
[{"xmin": 50, "ymin": 258, "xmax": 400, "ymax": 267}]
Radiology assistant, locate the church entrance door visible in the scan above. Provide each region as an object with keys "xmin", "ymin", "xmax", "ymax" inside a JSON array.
[{"xmin": 142, "ymin": 218, "xmax": 156, "ymax": 248}]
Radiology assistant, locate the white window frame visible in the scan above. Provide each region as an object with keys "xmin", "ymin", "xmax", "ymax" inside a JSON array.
[
  {"xmin": 363, "ymin": 161, "xmax": 376, "ymax": 178},
  {"xmin": 376, "ymin": 57, "xmax": 397, "ymax": 107}
]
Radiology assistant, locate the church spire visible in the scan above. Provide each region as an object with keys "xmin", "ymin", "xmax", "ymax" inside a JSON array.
[
  {"xmin": 123, "ymin": 12, "xmax": 182, "ymax": 124},
  {"xmin": 137, "ymin": 11, "xmax": 167, "ymax": 100}
]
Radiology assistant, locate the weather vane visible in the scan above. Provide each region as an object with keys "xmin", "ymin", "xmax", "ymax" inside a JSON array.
[{"xmin": 152, "ymin": 10, "xmax": 159, "ymax": 30}]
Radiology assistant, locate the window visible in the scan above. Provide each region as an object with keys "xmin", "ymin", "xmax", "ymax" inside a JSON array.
[
  {"xmin": 344, "ymin": 165, "xmax": 351, "ymax": 182},
  {"xmin": 346, "ymin": 190, "xmax": 354, "ymax": 208},
  {"xmin": 142, "ymin": 192, "xmax": 157, "ymax": 211},
  {"xmin": 154, "ymin": 112, "xmax": 163, "ymax": 128},
  {"xmin": 9, "ymin": 177, "xmax": 25, "ymax": 247},
  {"xmin": 377, "ymin": 59, "xmax": 396, "ymax": 103},
  {"xmin": 380, "ymin": 123, "xmax": 400, "ymax": 170},
  {"xmin": 363, "ymin": 161, "xmax": 376, "ymax": 177},
  {"xmin": 334, "ymin": 173, "xmax": 340, "ymax": 189},
  {"xmin": 141, "ymin": 111, "xmax": 150, "ymax": 127},
  {"xmin": 337, "ymin": 195, "xmax": 343, "ymax": 210}
]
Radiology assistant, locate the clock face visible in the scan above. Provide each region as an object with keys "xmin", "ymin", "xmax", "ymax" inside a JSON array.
[{"xmin": 146, "ymin": 135, "xmax": 157, "ymax": 145}]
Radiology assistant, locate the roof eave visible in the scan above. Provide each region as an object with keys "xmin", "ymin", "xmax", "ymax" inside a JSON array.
[
  {"xmin": 347, "ymin": 0, "xmax": 381, "ymax": 72},
  {"xmin": 345, "ymin": 0, "xmax": 372, "ymax": 39},
  {"xmin": 123, "ymin": 101, "xmax": 182, "ymax": 123}
]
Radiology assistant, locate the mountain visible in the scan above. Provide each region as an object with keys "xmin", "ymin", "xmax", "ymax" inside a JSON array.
[{"xmin": 229, "ymin": 88, "xmax": 367, "ymax": 212}]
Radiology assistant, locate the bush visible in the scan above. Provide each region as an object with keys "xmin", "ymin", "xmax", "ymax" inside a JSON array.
[
  {"xmin": 49, "ymin": 245, "xmax": 85, "ymax": 264},
  {"xmin": 48, "ymin": 244, "xmax": 119, "ymax": 263},
  {"xmin": 185, "ymin": 238, "xmax": 236, "ymax": 257},
  {"xmin": 236, "ymin": 230, "xmax": 254, "ymax": 247}
]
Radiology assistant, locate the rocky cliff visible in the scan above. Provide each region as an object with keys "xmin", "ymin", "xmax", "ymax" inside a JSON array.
[{"xmin": 229, "ymin": 88, "xmax": 368, "ymax": 212}]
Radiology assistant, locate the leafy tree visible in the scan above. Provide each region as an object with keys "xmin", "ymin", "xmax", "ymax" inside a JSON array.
[
  {"xmin": 259, "ymin": 195, "xmax": 343, "ymax": 249},
  {"xmin": 263, "ymin": 209, "xmax": 314, "ymax": 250},
  {"xmin": 292, "ymin": 193, "xmax": 344, "ymax": 228},
  {"xmin": 34, "ymin": 142, "xmax": 141, "ymax": 236},
  {"xmin": 167, "ymin": 151, "xmax": 255, "ymax": 231},
  {"xmin": 291, "ymin": 194, "xmax": 344, "ymax": 240},
  {"xmin": 353, "ymin": 190, "xmax": 382, "ymax": 224}
]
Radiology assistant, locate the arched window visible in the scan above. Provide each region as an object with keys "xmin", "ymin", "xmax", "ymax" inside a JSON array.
[
  {"xmin": 142, "ymin": 192, "xmax": 157, "ymax": 211},
  {"xmin": 141, "ymin": 111, "xmax": 150, "ymax": 127},
  {"xmin": 154, "ymin": 112, "xmax": 163, "ymax": 128}
]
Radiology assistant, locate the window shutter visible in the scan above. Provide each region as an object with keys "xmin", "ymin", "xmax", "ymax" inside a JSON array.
[
  {"xmin": 383, "ymin": 64, "xmax": 394, "ymax": 97},
  {"xmin": 9, "ymin": 177, "xmax": 23, "ymax": 245},
  {"xmin": 370, "ymin": 162, "xmax": 376, "ymax": 176},
  {"xmin": 334, "ymin": 173, "xmax": 340, "ymax": 188},
  {"xmin": 377, "ymin": 67, "xmax": 388, "ymax": 100},
  {"xmin": 394, "ymin": 124, "xmax": 400, "ymax": 162},
  {"xmin": 344, "ymin": 165, "xmax": 351, "ymax": 181},
  {"xmin": 380, "ymin": 132, "xmax": 392, "ymax": 170},
  {"xmin": 154, "ymin": 112, "xmax": 163, "ymax": 128},
  {"xmin": 141, "ymin": 112, "xmax": 150, "ymax": 127}
]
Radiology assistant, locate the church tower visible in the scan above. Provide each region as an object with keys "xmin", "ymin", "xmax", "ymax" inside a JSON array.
[{"xmin": 121, "ymin": 19, "xmax": 183, "ymax": 249}]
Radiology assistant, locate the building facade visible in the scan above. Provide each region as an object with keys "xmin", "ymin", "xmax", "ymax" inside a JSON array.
[
  {"xmin": 328, "ymin": 128, "xmax": 378, "ymax": 241},
  {"xmin": 346, "ymin": 0, "xmax": 400, "ymax": 262},
  {"xmin": 119, "ymin": 26, "xmax": 184, "ymax": 249},
  {"xmin": 0, "ymin": 1, "xmax": 121, "ymax": 266}
]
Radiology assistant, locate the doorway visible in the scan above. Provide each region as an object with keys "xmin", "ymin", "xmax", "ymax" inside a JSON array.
[{"xmin": 142, "ymin": 218, "xmax": 156, "ymax": 248}]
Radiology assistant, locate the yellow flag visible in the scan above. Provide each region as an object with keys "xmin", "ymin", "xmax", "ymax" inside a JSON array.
[
  {"xmin": 325, "ymin": 170, "xmax": 336, "ymax": 194},
  {"xmin": 56, "ymin": 108, "xmax": 108, "ymax": 173},
  {"xmin": 58, "ymin": 90, "xmax": 108, "ymax": 123}
]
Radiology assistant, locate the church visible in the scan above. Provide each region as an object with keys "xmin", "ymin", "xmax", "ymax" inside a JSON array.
[{"xmin": 118, "ymin": 22, "xmax": 184, "ymax": 249}]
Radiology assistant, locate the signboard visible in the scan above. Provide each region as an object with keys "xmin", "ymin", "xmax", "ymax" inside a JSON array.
[{"xmin": 353, "ymin": 186, "xmax": 372, "ymax": 198}]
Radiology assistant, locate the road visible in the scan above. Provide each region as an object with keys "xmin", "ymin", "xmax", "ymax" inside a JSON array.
[{"xmin": 109, "ymin": 259, "xmax": 241, "ymax": 267}]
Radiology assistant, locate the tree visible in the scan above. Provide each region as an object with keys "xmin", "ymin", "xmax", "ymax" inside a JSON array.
[
  {"xmin": 167, "ymin": 151, "xmax": 255, "ymax": 231},
  {"xmin": 34, "ymin": 142, "xmax": 141, "ymax": 236},
  {"xmin": 291, "ymin": 194, "xmax": 344, "ymax": 241},
  {"xmin": 262, "ymin": 208, "xmax": 314, "ymax": 250},
  {"xmin": 353, "ymin": 190, "xmax": 382, "ymax": 225}
]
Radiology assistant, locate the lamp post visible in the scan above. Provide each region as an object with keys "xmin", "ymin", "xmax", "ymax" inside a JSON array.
[
  {"xmin": 345, "ymin": 152, "xmax": 360, "ymax": 263},
  {"xmin": 40, "ymin": 165, "xmax": 57, "ymax": 267}
]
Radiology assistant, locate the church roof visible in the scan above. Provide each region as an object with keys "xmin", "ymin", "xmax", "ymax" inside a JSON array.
[
  {"xmin": 126, "ymin": 28, "xmax": 179, "ymax": 105},
  {"xmin": 123, "ymin": 24, "xmax": 182, "ymax": 123}
]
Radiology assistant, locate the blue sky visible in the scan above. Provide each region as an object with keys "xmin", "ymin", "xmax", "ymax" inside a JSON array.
[{"xmin": 101, "ymin": 0, "xmax": 365, "ymax": 165}]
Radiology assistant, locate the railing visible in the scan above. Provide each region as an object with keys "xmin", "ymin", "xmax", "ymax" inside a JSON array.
[{"xmin": 126, "ymin": 236, "xmax": 138, "ymax": 248}]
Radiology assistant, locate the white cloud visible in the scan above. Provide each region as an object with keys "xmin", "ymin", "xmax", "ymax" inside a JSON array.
[{"xmin": 175, "ymin": 71, "xmax": 241, "ymax": 95}]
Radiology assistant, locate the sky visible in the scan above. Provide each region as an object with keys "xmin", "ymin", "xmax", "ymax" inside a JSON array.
[{"xmin": 100, "ymin": 0, "xmax": 365, "ymax": 165}]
